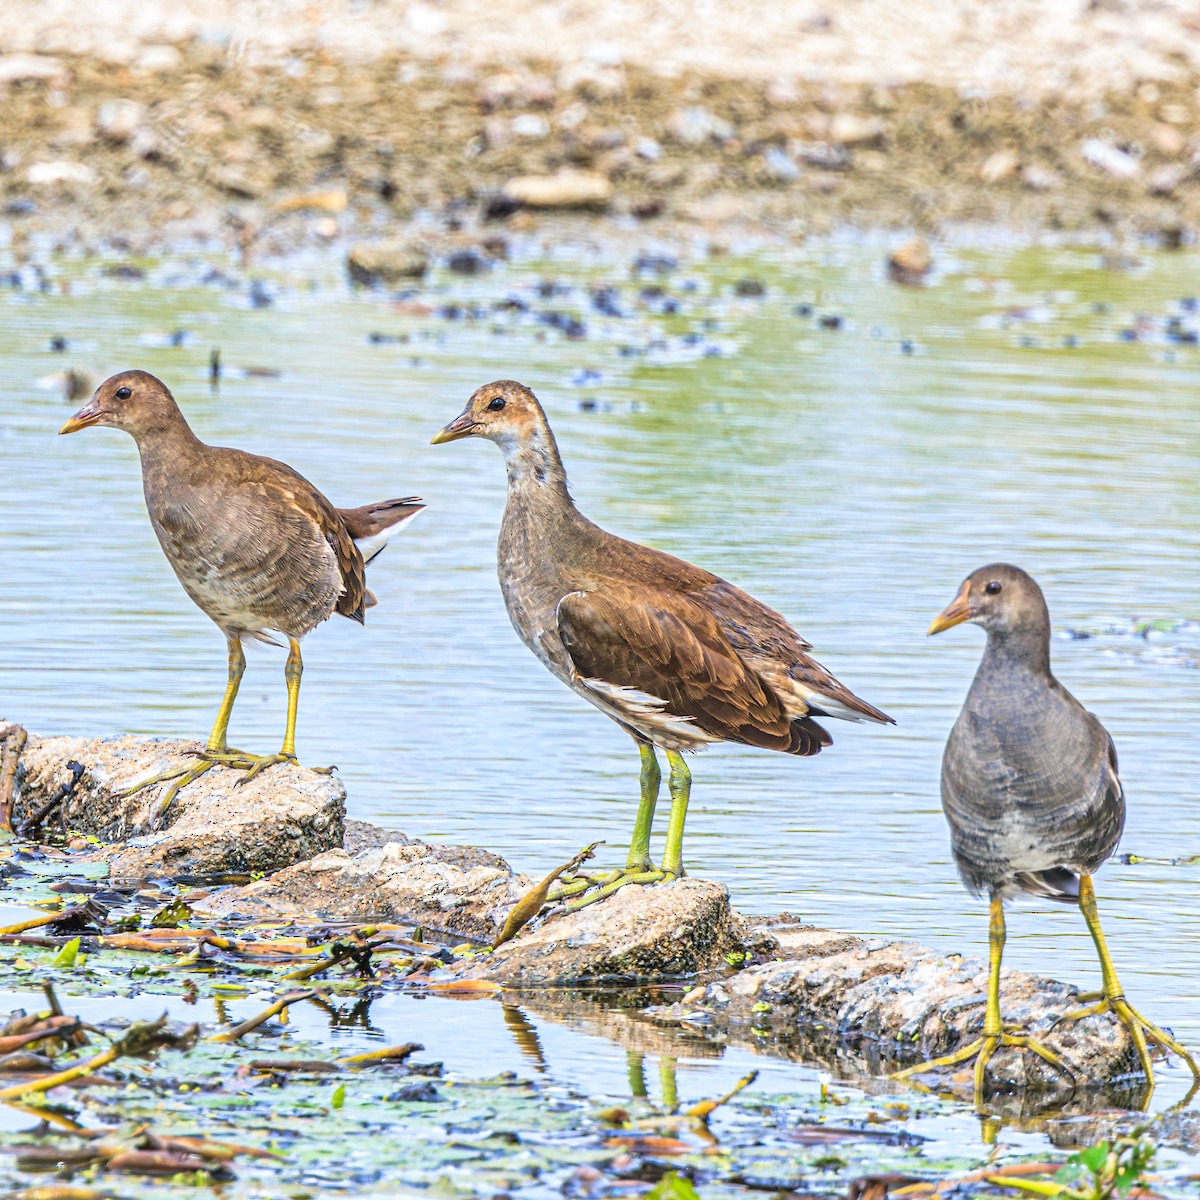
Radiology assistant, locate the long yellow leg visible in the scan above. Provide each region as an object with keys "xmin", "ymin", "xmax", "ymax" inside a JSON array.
[
  {"xmin": 893, "ymin": 893, "xmax": 1073, "ymax": 1101},
  {"xmin": 1063, "ymin": 875, "xmax": 1200, "ymax": 1084},
  {"xmin": 660, "ymin": 750, "xmax": 691, "ymax": 878},
  {"xmin": 238, "ymin": 637, "xmax": 302, "ymax": 783},
  {"xmin": 549, "ymin": 737, "xmax": 668, "ymax": 908}
]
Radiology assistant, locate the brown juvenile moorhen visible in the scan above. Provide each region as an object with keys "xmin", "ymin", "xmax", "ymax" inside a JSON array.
[
  {"xmin": 895, "ymin": 563, "xmax": 1198, "ymax": 1099},
  {"xmin": 432, "ymin": 379, "xmax": 892, "ymax": 908},
  {"xmin": 60, "ymin": 370, "xmax": 424, "ymax": 820}
]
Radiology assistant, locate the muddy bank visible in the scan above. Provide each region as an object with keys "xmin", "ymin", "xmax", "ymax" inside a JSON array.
[
  {"xmin": 6, "ymin": 725, "xmax": 1159, "ymax": 1096},
  {"xmin": 1, "ymin": 35, "xmax": 1199, "ymax": 257}
]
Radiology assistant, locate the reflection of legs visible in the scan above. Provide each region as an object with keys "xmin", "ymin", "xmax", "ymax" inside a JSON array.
[
  {"xmin": 627, "ymin": 1051, "xmax": 648, "ymax": 1099},
  {"xmin": 894, "ymin": 893, "xmax": 1073, "ymax": 1103},
  {"xmin": 660, "ymin": 751, "xmax": 691, "ymax": 877},
  {"xmin": 550, "ymin": 737, "xmax": 668, "ymax": 908},
  {"xmin": 1061, "ymin": 875, "xmax": 1199, "ymax": 1085}
]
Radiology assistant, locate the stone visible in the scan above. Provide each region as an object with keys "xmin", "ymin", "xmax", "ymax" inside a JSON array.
[
  {"xmin": 14, "ymin": 733, "xmax": 345, "ymax": 882},
  {"xmin": 665, "ymin": 106, "xmax": 735, "ymax": 146},
  {"xmin": 980, "ymin": 150, "xmax": 1019, "ymax": 184},
  {"xmin": 455, "ymin": 878, "xmax": 749, "ymax": 986},
  {"xmin": 1081, "ymin": 138, "xmax": 1140, "ymax": 179},
  {"xmin": 887, "ymin": 236, "xmax": 932, "ymax": 284},
  {"xmin": 0, "ymin": 53, "xmax": 65, "ymax": 84},
  {"xmin": 1148, "ymin": 123, "xmax": 1186, "ymax": 157},
  {"xmin": 1021, "ymin": 164, "xmax": 1063, "ymax": 192},
  {"xmin": 195, "ymin": 839, "xmax": 528, "ymax": 941},
  {"xmin": 828, "ymin": 113, "xmax": 884, "ymax": 146},
  {"xmin": 347, "ymin": 238, "xmax": 430, "ymax": 285},
  {"xmin": 96, "ymin": 99, "xmax": 146, "ymax": 142},
  {"xmin": 24, "ymin": 161, "xmax": 96, "ymax": 186},
  {"xmin": 1147, "ymin": 163, "xmax": 1188, "ymax": 196},
  {"xmin": 502, "ymin": 170, "xmax": 613, "ymax": 209},
  {"xmin": 647, "ymin": 921, "xmax": 1138, "ymax": 1095}
]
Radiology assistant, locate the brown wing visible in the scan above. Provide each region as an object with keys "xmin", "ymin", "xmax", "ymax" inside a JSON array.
[
  {"xmin": 223, "ymin": 451, "xmax": 367, "ymax": 624},
  {"xmin": 556, "ymin": 587, "xmax": 828, "ymax": 754}
]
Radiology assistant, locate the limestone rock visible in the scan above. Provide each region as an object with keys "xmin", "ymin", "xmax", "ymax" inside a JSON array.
[
  {"xmin": 457, "ymin": 878, "xmax": 749, "ymax": 986},
  {"xmin": 195, "ymin": 839, "xmax": 528, "ymax": 940},
  {"xmin": 15, "ymin": 733, "xmax": 344, "ymax": 882},
  {"xmin": 95, "ymin": 99, "xmax": 146, "ymax": 142},
  {"xmin": 347, "ymin": 238, "xmax": 430, "ymax": 285},
  {"xmin": 887, "ymin": 236, "xmax": 932, "ymax": 284}
]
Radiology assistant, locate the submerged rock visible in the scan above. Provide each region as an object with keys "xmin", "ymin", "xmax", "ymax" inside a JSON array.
[
  {"xmin": 649, "ymin": 921, "xmax": 1136, "ymax": 1095},
  {"xmin": 14, "ymin": 733, "xmax": 344, "ymax": 882},
  {"xmin": 347, "ymin": 238, "xmax": 430, "ymax": 285}
]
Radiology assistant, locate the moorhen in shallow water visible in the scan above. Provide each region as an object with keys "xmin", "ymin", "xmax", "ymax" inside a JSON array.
[
  {"xmin": 60, "ymin": 370, "xmax": 424, "ymax": 819},
  {"xmin": 895, "ymin": 563, "xmax": 1198, "ymax": 1099},
  {"xmin": 432, "ymin": 380, "xmax": 892, "ymax": 907}
]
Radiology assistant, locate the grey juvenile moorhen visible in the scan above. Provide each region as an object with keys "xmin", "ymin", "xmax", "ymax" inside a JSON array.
[
  {"xmin": 432, "ymin": 380, "xmax": 892, "ymax": 907},
  {"xmin": 896, "ymin": 563, "xmax": 1198, "ymax": 1098},
  {"xmin": 60, "ymin": 370, "xmax": 424, "ymax": 817}
]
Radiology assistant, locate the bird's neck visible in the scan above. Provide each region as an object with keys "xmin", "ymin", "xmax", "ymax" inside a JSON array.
[
  {"xmin": 133, "ymin": 409, "xmax": 206, "ymax": 475},
  {"xmin": 979, "ymin": 625, "xmax": 1052, "ymax": 681},
  {"xmin": 499, "ymin": 422, "xmax": 572, "ymax": 506}
]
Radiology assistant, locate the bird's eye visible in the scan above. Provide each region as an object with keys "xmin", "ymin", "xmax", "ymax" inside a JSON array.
[
  {"xmin": 115, "ymin": 386, "xmax": 131, "ymax": 400},
  {"xmin": 487, "ymin": 397, "xmax": 506, "ymax": 412},
  {"xmin": 985, "ymin": 581, "xmax": 1002, "ymax": 595}
]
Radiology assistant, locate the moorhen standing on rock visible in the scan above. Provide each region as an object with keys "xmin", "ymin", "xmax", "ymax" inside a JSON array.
[
  {"xmin": 895, "ymin": 563, "xmax": 1198, "ymax": 1099},
  {"xmin": 60, "ymin": 370, "xmax": 424, "ymax": 824},
  {"xmin": 432, "ymin": 380, "xmax": 892, "ymax": 908}
]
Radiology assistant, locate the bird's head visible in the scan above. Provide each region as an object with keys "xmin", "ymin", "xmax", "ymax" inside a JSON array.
[
  {"xmin": 431, "ymin": 379, "xmax": 546, "ymax": 450},
  {"xmin": 929, "ymin": 563, "xmax": 1049, "ymax": 637},
  {"xmin": 59, "ymin": 369, "xmax": 180, "ymax": 439}
]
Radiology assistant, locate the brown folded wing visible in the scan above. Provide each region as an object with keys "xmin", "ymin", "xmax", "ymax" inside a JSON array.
[{"xmin": 556, "ymin": 587, "xmax": 830, "ymax": 754}]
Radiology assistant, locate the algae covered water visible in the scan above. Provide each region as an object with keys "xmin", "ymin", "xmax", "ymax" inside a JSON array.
[{"xmin": 0, "ymin": 231, "xmax": 1198, "ymax": 1184}]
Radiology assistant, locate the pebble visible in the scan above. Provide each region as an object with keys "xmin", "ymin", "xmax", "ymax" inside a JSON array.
[
  {"xmin": 1147, "ymin": 163, "xmax": 1187, "ymax": 196},
  {"xmin": 734, "ymin": 278, "xmax": 766, "ymax": 297},
  {"xmin": 1021, "ymin": 163, "xmax": 1063, "ymax": 192},
  {"xmin": 25, "ymin": 161, "xmax": 96, "ymax": 185},
  {"xmin": 1081, "ymin": 138, "xmax": 1140, "ymax": 179},
  {"xmin": 828, "ymin": 112, "xmax": 884, "ymax": 146},
  {"xmin": 0, "ymin": 53, "xmax": 64, "ymax": 84},
  {"xmin": 762, "ymin": 146, "xmax": 801, "ymax": 182},
  {"xmin": 347, "ymin": 239, "xmax": 430, "ymax": 285},
  {"xmin": 665, "ymin": 106, "xmax": 735, "ymax": 146},
  {"xmin": 887, "ymin": 237, "xmax": 933, "ymax": 285},
  {"xmin": 95, "ymin": 98, "xmax": 146, "ymax": 142},
  {"xmin": 446, "ymin": 249, "xmax": 489, "ymax": 275},
  {"xmin": 502, "ymin": 170, "xmax": 613, "ymax": 209},
  {"xmin": 980, "ymin": 150, "xmax": 1019, "ymax": 184}
]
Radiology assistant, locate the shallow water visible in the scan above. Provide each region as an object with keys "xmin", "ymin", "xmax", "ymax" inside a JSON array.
[{"xmin": 1, "ymin": 232, "xmax": 1198, "ymax": 1124}]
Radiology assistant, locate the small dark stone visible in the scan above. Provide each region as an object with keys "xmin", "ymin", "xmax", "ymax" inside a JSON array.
[
  {"xmin": 493, "ymin": 296, "xmax": 528, "ymax": 312},
  {"xmin": 49, "ymin": 336, "xmax": 67, "ymax": 352},
  {"xmin": 590, "ymin": 284, "xmax": 623, "ymax": 316},
  {"xmin": 367, "ymin": 331, "xmax": 407, "ymax": 344},
  {"xmin": 5, "ymin": 199, "xmax": 36, "ymax": 215},
  {"xmin": 482, "ymin": 193, "xmax": 522, "ymax": 221},
  {"xmin": 101, "ymin": 263, "xmax": 145, "ymax": 280},
  {"xmin": 734, "ymin": 278, "xmax": 766, "ymax": 297},
  {"xmin": 793, "ymin": 303, "xmax": 813, "ymax": 317},
  {"xmin": 818, "ymin": 314, "xmax": 842, "ymax": 329},
  {"xmin": 579, "ymin": 398, "xmax": 598, "ymax": 412},
  {"xmin": 1180, "ymin": 296, "xmax": 1199, "ymax": 312},
  {"xmin": 633, "ymin": 253, "xmax": 678, "ymax": 274},
  {"xmin": 248, "ymin": 280, "xmax": 273, "ymax": 309},
  {"xmin": 169, "ymin": 329, "xmax": 190, "ymax": 347},
  {"xmin": 900, "ymin": 339, "xmax": 915, "ymax": 355},
  {"xmin": 447, "ymin": 249, "xmax": 489, "ymax": 275},
  {"xmin": 387, "ymin": 1081, "xmax": 440, "ymax": 1103}
]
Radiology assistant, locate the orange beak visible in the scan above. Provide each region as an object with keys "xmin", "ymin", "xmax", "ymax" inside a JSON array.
[
  {"xmin": 59, "ymin": 399, "xmax": 106, "ymax": 435},
  {"xmin": 928, "ymin": 581, "xmax": 973, "ymax": 635},
  {"xmin": 430, "ymin": 406, "xmax": 479, "ymax": 445}
]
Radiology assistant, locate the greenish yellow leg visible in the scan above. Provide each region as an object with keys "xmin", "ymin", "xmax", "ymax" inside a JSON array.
[
  {"xmin": 628, "ymin": 740, "xmax": 660, "ymax": 872},
  {"xmin": 660, "ymin": 750, "xmax": 690, "ymax": 878},
  {"xmin": 659, "ymin": 1056, "xmax": 679, "ymax": 1113},
  {"xmin": 236, "ymin": 636, "xmax": 302, "ymax": 785},
  {"xmin": 893, "ymin": 893, "xmax": 1074, "ymax": 1103},
  {"xmin": 1065, "ymin": 875, "xmax": 1200, "ymax": 1084},
  {"xmin": 548, "ymin": 738, "xmax": 667, "ymax": 907},
  {"xmin": 627, "ymin": 1051, "xmax": 648, "ymax": 1099}
]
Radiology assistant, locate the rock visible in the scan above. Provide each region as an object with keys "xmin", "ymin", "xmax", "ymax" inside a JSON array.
[
  {"xmin": 0, "ymin": 53, "xmax": 65, "ymax": 84},
  {"xmin": 24, "ymin": 161, "xmax": 96, "ymax": 186},
  {"xmin": 1147, "ymin": 163, "xmax": 1188, "ymax": 196},
  {"xmin": 762, "ymin": 146, "xmax": 801, "ymax": 182},
  {"xmin": 887, "ymin": 236, "xmax": 932, "ymax": 285},
  {"xmin": 347, "ymin": 238, "xmax": 430, "ymax": 285},
  {"xmin": 648, "ymin": 922, "xmax": 1137, "ymax": 1095},
  {"xmin": 980, "ymin": 150, "xmax": 1019, "ymax": 184},
  {"xmin": 14, "ymin": 733, "xmax": 345, "ymax": 882},
  {"xmin": 829, "ymin": 113, "xmax": 884, "ymax": 146},
  {"xmin": 502, "ymin": 170, "xmax": 613, "ymax": 209},
  {"xmin": 1148, "ymin": 123, "xmax": 1186, "ymax": 157},
  {"xmin": 1081, "ymin": 138, "xmax": 1140, "ymax": 179},
  {"xmin": 455, "ymin": 879, "xmax": 748, "ymax": 986},
  {"xmin": 665, "ymin": 106, "xmax": 735, "ymax": 146},
  {"xmin": 195, "ymin": 839, "xmax": 528, "ymax": 940},
  {"xmin": 510, "ymin": 113, "xmax": 549, "ymax": 139},
  {"xmin": 1022, "ymin": 164, "xmax": 1063, "ymax": 192},
  {"xmin": 95, "ymin": 99, "xmax": 146, "ymax": 142},
  {"xmin": 133, "ymin": 44, "xmax": 184, "ymax": 73}
]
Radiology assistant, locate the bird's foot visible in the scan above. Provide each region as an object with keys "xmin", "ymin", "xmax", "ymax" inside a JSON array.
[
  {"xmin": 1058, "ymin": 991, "xmax": 1199, "ymax": 1081},
  {"xmin": 547, "ymin": 862, "xmax": 678, "ymax": 908},
  {"xmin": 893, "ymin": 1030, "xmax": 1074, "ymax": 1102},
  {"xmin": 123, "ymin": 748, "xmax": 319, "ymax": 834}
]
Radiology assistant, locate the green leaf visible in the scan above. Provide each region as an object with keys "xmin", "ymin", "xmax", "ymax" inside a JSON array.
[
  {"xmin": 53, "ymin": 936, "xmax": 81, "ymax": 968},
  {"xmin": 645, "ymin": 1172, "xmax": 701, "ymax": 1200},
  {"xmin": 1079, "ymin": 1144, "xmax": 1110, "ymax": 1175},
  {"xmin": 151, "ymin": 898, "xmax": 194, "ymax": 929},
  {"xmin": 331, "ymin": 1083, "xmax": 346, "ymax": 1110}
]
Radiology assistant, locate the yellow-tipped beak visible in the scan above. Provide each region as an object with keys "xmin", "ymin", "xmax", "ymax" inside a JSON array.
[
  {"xmin": 431, "ymin": 408, "xmax": 478, "ymax": 445},
  {"xmin": 59, "ymin": 401, "xmax": 105, "ymax": 435},
  {"xmin": 928, "ymin": 582, "xmax": 973, "ymax": 635}
]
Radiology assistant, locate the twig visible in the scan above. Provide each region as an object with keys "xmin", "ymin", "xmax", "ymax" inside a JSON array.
[
  {"xmin": 207, "ymin": 990, "xmax": 316, "ymax": 1043},
  {"xmin": 337, "ymin": 1043, "xmax": 423, "ymax": 1065},
  {"xmin": 21, "ymin": 759, "xmax": 84, "ymax": 836},
  {"xmin": 492, "ymin": 840, "xmax": 602, "ymax": 949}
]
